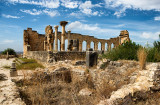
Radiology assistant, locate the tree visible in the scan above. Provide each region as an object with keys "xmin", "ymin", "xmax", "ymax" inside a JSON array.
[{"xmin": 1, "ymin": 48, "xmax": 16, "ymax": 55}]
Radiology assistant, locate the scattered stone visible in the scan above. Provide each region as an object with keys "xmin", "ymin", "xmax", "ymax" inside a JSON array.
[
  {"xmin": 79, "ymin": 88, "xmax": 92, "ymax": 96},
  {"xmin": 0, "ymin": 73, "xmax": 8, "ymax": 81},
  {"xmin": 86, "ymin": 48, "xmax": 98, "ymax": 68},
  {"xmin": 10, "ymin": 62, "xmax": 17, "ymax": 77},
  {"xmin": 74, "ymin": 61, "xmax": 86, "ymax": 66}
]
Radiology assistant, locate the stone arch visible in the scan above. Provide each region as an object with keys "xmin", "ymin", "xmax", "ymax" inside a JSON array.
[
  {"xmin": 58, "ymin": 39, "xmax": 61, "ymax": 51},
  {"xmin": 98, "ymin": 42, "xmax": 101, "ymax": 50},
  {"xmin": 90, "ymin": 41, "xmax": 94, "ymax": 50},
  {"xmin": 82, "ymin": 41, "xmax": 87, "ymax": 51},
  {"xmin": 65, "ymin": 39, "xmax": 68, "ymax": 51},
  {"xmin": 105, "ymin": 43, "xmax": 108, "ymax": 51},
  {"xmin": 111, "ymin": 43, "xmax": 114, "ymax": 49}
]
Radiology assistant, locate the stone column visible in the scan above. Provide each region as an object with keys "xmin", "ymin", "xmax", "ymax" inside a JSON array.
[
  {"xmin": 44, "ymin": 41, "xmax": 46, "ymax": 51},
  {"xmin": 101, "ymin": 42, "xmax": 105, "ymax": 51},
  {"xmin": 86, "ymin": 41, "xmax": 91, "ymax": 50},
  {"xmin": 10, "ymin": 62, "xmax": 17, "ymax": 77},
  {"xmin": 54, "ymin": 25, "xmax": 59, "ymax": 52},
  {"xmin": 79, "ymin": 41, "xmax": 83, "ymax": 51},
  {"xmin": 67, "ymin": 30, "xmax": 71, "ymax": 51},
  {"xmin": 6, "ymin": 51, "xmax": 9, "ymax": 60},
  {"xmin": 60, "ymin": 21, "xmax": 68, "ymax": 51},
  {"xmin": 107, "ymin": 43, "xmax": 111, "ymax": 51},
  {"xmin": 94, "ymin": 42, "xmax": 98, "ymax": 51}
]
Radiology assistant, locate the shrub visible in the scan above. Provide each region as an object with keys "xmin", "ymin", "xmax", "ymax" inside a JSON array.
[
  {"xmin": 137, "ymin": 48, "xmax": 147, "ymax": 70},
  {"xmin": 104, "ymin": 41, "xmax": 141, "ymax": 61},
  {"xmin": 1, "ymin": 48, "xmax": 16, "ymax": 55}
]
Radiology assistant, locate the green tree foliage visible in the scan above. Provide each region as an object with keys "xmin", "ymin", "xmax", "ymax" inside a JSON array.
[
  {"xmin": 104, "ymin": 41, "xmax": 141, "ymax": 61},
  {"xmin": 1, "ymin": 48, "xmax": 16, "ymax": 55}
]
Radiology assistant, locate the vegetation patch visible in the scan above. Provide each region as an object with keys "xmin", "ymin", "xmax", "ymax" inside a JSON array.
[
  {"xmin": 3, "ymin": 65, "xmax": 11, "ymax": 69},
  {"xmin": 16, "ymin": 58, "xmax": 44, "ymax": 70}
]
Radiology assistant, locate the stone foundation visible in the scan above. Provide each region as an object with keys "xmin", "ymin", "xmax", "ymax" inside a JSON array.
[{"xmin": 26, "ymin": 51, "xmax": 86, "ymax": 63}]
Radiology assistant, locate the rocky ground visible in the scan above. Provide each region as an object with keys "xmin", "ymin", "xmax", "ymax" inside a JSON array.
[
  {"xmin": 1, "ymin": 58, "xmax": 160, "ymax": 105},
  {"xmin": 0, "ymin": 59, "xmax": 25, "ymax": 105}
]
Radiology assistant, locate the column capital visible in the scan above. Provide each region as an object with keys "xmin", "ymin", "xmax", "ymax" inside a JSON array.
[
  {"xmin": 54, "ymin": 25, "xmax": 59, "ymax": 29},
  {"xmin": 60, "ymin": 21, "xmax": 68, "ymax": 26},
  {"xmin": 68, "ymin": 30, "xmax": 71, "ymax": 33}
]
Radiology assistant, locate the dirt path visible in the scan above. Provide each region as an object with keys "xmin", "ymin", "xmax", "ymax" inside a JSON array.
[{"xmin": 0, "ymin": 59, "xmax": 25, "ymax": 105}]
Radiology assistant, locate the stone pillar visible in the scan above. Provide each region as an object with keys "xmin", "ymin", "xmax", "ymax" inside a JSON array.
[
  {"xmin": 86, "ymin": 48, "xmax": 98, "ymax": 68},
  {"xmin": 68, "ymin": 30, "xmax": 71, "ymax": 45},
  {"xmin": 86, "ymin": 41, "xmax": 91, "ymax": 50},
  {"xmin": 94, "ymin": 42, "xmax": 98, "ymax": 51},
  {"xmin": 44, "ymin": 41, "xmax": 46, "ymax": 51},
  {"xmin": 60, "ymin": 21, "xmax": 68, "ymax": 51},
  {"xmin": 79, "ymin": 41, "xmax": 83, "ymax": 51},
  {"xmin": 107, "ymin": 43, "xmax": 111, "ymax": 51},
  {"xmin": 101, "ymin": 42, "xmax": 105, "ymax": 51},
  {"xmin": 6, "ymin": 52, "xmax": 9, "ymax": 60},
  {"xmin": 10, "ymin": 62, "xmax": 17, "ymax": 77},
  {"xmin": 54, "ymin": 25, "xmax": 59, "ymax": 52}
]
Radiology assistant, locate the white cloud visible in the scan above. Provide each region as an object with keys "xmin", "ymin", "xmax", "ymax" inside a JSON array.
[
  {"xmin": 8, "ymin": 0, "xmax": 60, "ymax": 8},
  {"xmin": 43, "ymin": 9, "xmax": 59, "ymax": 17},
  {"xmin": 61, "ymin": 0, "xmax": 79, "ymax": 8},
  {"xmin": 141, "ymin": 32, "xmax": 160, "ymax": 40},
  {"xmin": 2, "ymin": 14, "xmax": 20, "ymax": 19},
  {"xmin": 20, "ymin": 9, "xmax": 42, "ymax": 15},
  {"xmin": 67, "ymin": 21, "xmax": 121, "ymax": 38},
  {"xmin": 154, "ymin": 16, "xmax": 160, "ymax": 21},
  {"xmin": 79, "ymin": 1, "xmax": 101, "ymax": 16},
  {"xmin": 104, "ymin": 0, "xmax": 160, "ymax": 17},
  {"xmin": 1, "ymin": 39, "xmax": 15, "ymax": 44},
  {"xmin": 20, "ymin": 9, "xmax": 59, "ymax": 17}
]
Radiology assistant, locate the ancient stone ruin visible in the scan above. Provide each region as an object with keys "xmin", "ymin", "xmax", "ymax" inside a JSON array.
[{"xmin": 23, "ymin": 21, "xmax": 130, "ymax": 63}]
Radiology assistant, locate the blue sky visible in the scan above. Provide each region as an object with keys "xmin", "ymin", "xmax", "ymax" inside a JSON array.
[{"xmin": 0, "ymin": 0, "xmax": 160, "ymax": 51}]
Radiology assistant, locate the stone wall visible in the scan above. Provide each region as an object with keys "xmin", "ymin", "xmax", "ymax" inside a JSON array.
[
  {"xmin": 26, "ymin": 51, "xmax": 86, "ymax": 63},
  {"xmin": 26, "ymin": 51, "xmax": 48, "ymax": 62},
  {"xmin": 53, "ymin": 51, "xmax": 86, "ymax": 61},
  {"xmin": 23, "ymin": 28, "xmax": 45, "ymax": 56}
]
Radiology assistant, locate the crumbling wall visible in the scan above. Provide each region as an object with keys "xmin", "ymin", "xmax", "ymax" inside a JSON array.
[
  {"xmin": 23, "ymin": 28, "xmax": 45, "ymax": 56},
  {"xmin": 27, "ymin": 51, "xmax": 48, "ymax": 62},
  {"xmin": 53, "ymin": 51, "xmax": 86, "ymax": 61},
  {"xmin": 26, "ymin": 51, "xmax": 86, "ymax": 63}
]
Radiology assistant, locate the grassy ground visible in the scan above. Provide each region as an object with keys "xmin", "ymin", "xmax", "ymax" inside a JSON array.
[{"xmin": 16, "ymin": 58, "xmax": 44, "ymax": 70}]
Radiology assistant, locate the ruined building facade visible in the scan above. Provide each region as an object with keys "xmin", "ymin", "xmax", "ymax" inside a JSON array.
[{"xmin": 23, "ymin": 21, "xmax": 130, "ymax": 62}]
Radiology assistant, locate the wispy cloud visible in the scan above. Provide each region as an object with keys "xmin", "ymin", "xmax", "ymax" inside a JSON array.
[
  {"xmin": 79, "ymin": 1, "xmax": 102, "ymax": 16},
  {"xmin": 20, "ymin": 9, "xmax": 59, "ymax": 17},
  {"xmin": 2, "ymin": 14, "xmax": 20, "ymax": 19},
  {"xmin": 61, "ymin": 0, "xmax": 79, "ymax": 9},
  {"xmin": 0, "ymin": 39, "xmax": 15, "ymax": 44},
  {"xmin": 104, "ymin": 0, "xmax": 160, "ymax": 17},
  {"xmin": 141, "ymin": 32, "xmax": 160, "ymax": 40},
  {"xmin": 154, "ymin": 16, "xmax": 160, "ymax": 21},
  {"xmin": 8, "ymin": 0, "xmax": 60, "ymax": 8}
]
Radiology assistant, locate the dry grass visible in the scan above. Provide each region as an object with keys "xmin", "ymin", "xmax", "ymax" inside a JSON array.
[
  {"xmin": 16, "ymin": 58, "xmax": 44, "ymax": 70},
  {"xmin": 15, "ymin": 69, "xmax": 123, "ymax": 105},
  {"xmin": 137, "ymin": 48, "xmax": 147, "ymax": 70}
]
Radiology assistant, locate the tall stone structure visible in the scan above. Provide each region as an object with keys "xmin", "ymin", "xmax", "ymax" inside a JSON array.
[
  {"xmin": 60, "ymin": 21, "xmax": 68, "ymax": 51},
  {"xmin": 23, "ymin": 21, "xmax": 130, "ymax": 57},
  {"xmin": 44, "ymin": 25, "xmax": 54, "ymax": 51},
  {"xmin": 54, "ymin": 25, "xmax": 59, "ymax": 52}
]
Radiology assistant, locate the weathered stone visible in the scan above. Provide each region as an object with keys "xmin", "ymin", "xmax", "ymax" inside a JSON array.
[
  {"xmin": 86, "ymin": 48, "xmax": 98, "ymax": 68},
  {"xmin": 79, "ymin": 88, "xmax": 92, "ymax": 96},
  {"xmin": 74, "ymin": 61, "xmax": 86, "ymax": 66},
  {"xmin": 10, "ymin": 62, "xmax": 17, "ymax": 77},
  {"xmin": 0, "ymin": 73, "xmax": 8, "ymax": 81},
  {"xmin": 6, "ymin": 52, "xmax": 9, "ymax": 60}
]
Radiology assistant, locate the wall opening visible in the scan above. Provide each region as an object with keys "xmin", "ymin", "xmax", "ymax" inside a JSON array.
[
  {"xmin": 82, "ymin": 41, "xmax": 87, "ymax": 51},
  {"xmin": 90, "ymin": 41, "xmax": 94, "ymax": 50},
  {"xmin": 98, "ymin": 42, "xmax": 101, "ymax": 50}
]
